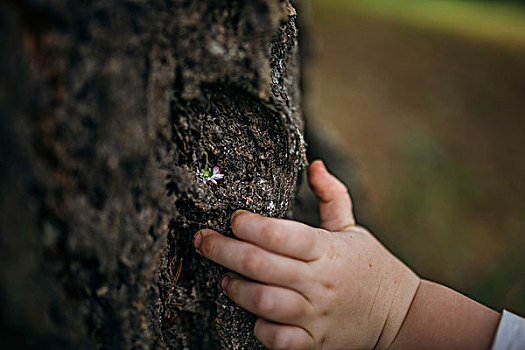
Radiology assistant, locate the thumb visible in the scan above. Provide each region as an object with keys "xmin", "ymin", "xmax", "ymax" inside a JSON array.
[{"xmin": 308, "ymin": 160, "xmax": 355, "ymax": 231}]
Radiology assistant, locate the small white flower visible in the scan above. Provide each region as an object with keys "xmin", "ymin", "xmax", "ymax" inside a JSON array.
[{"xmin": 196, "ymin": 165, "xmax": 224, "ymax": 185}]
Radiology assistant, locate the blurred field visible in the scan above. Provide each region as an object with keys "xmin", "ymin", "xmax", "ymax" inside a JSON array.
[{"xmin": 304, "ymin": 0, "xmax": 525, "ymax": 314}]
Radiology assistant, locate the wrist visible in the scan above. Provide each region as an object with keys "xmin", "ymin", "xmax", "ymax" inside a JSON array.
[
  {"xmin": 387, "ymin": 280, "xmax": 500, "ymax": 350},
  {"xmin": 373, "ymin": 263, "xmax": 421, "ymax": 350}
]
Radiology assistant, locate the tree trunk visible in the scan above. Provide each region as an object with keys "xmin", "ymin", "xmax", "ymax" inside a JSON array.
[{"xmin": 0, "ymin": 0, "xmax": 306, "ymax": 349}]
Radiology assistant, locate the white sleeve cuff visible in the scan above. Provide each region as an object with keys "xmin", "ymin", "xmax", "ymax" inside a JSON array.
[{"xmin": 492, "ymin": 310, "xmax": 525, "ymax": 350}]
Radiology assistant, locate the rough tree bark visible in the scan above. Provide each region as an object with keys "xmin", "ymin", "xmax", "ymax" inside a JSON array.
[{"xmin": 1, "ymin": 0, "xmax": 307, "ymax": 348}]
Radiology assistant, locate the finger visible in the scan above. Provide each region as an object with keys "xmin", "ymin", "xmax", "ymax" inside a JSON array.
[
  {"xmin": 231, "ymin": 211, "xmax": 321, "ymax": 261},
  {"xmin": 194, "ymin": 229, "xmax": 309, "ymax": 291},
  {"xmin": 254, "ymin": 318, "xmax": 314, "ymax": 350},
  {"xmin": 307, "ymin": 160, "xmax": 355, "ymax": 231},
  {"xmin": 222, "ymin": 273, "xmax": 312, "ymax": 325}
]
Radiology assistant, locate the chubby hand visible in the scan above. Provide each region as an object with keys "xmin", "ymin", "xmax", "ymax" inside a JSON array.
[{"xmin": 193, "ymin": 161, "xmax": 420, "ymax": 350}]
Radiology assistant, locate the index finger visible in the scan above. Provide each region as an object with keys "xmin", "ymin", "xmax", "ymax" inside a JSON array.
[{"xmin": 231, "ymin": 211, "xmax": 322, "ymax": 262}]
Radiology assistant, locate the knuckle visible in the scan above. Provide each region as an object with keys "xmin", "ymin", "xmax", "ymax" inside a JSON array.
[
  {"xmin": 305, "ymin": 230, "xmax": 320, "ymax": 252},
  {"xmin": 270, "ymin": 329, "xmax": 293, "ymax": 349},
  {"xmin": 307, "ymin": 229, "xmax": 326, "ymax": 254},
  {"xmin": 241, "ymin": 249, "xmax": 266, "ymax": 275},
  {"xmin": 260, "ymin": 222, "xmax": 286, "ymax": 247},
  {"xmin": 287, "ymin": 298, "xmax": 307, "ymax": 320},
  {"xmin": 254, "ymin": 289, "xmax": 276, "ymax": 315},
  {"xmin": 335, "ymin": 178, "xmax": 349, "ymax": 194},
  {"xmin": 343, "ymin": 190, "xmax": 351, "ymax": 203},
  {"xmin": 325, "ymin": 240, "xmax": 339, "ymax": 261}
]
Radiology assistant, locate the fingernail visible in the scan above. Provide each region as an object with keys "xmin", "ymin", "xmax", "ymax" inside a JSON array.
[
  {"xmin": 193, "ymin": 231, "xmax": 203, "ymax": 250},
  {"xmin": 309, "ymin": 159, "xmax": 324, "ymax": 171},
  {"xmin": 231, "ymin": 209, "xmax": 246, "ymax": 226},
  {"xmin": 221, "ymin": 275, "xmax": 230, "ymax": 292}
]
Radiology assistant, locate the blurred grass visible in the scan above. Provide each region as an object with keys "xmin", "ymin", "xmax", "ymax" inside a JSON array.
[
  {"xmin": 304, "ymin": 0, "xmax": 525, "ymax": 314},
  {"xmin": 313, "ymin": 0, "xmax": 525, "ymax": 49}
]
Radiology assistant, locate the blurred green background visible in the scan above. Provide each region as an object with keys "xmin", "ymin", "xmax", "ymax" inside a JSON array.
[{"xmin": 304, "ymin": 0, "xmax": 525, "ymax": 314}]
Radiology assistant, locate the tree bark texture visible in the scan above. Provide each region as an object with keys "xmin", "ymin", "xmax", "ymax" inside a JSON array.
[{"xmin": 0, "ymin": 0, "xmax": 306, "ymax": 349}]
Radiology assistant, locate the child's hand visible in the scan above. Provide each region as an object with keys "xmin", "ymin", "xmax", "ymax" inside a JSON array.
[{"xmin": 193, "ymin": 160, "xmax": 420, "ymax": 349}]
